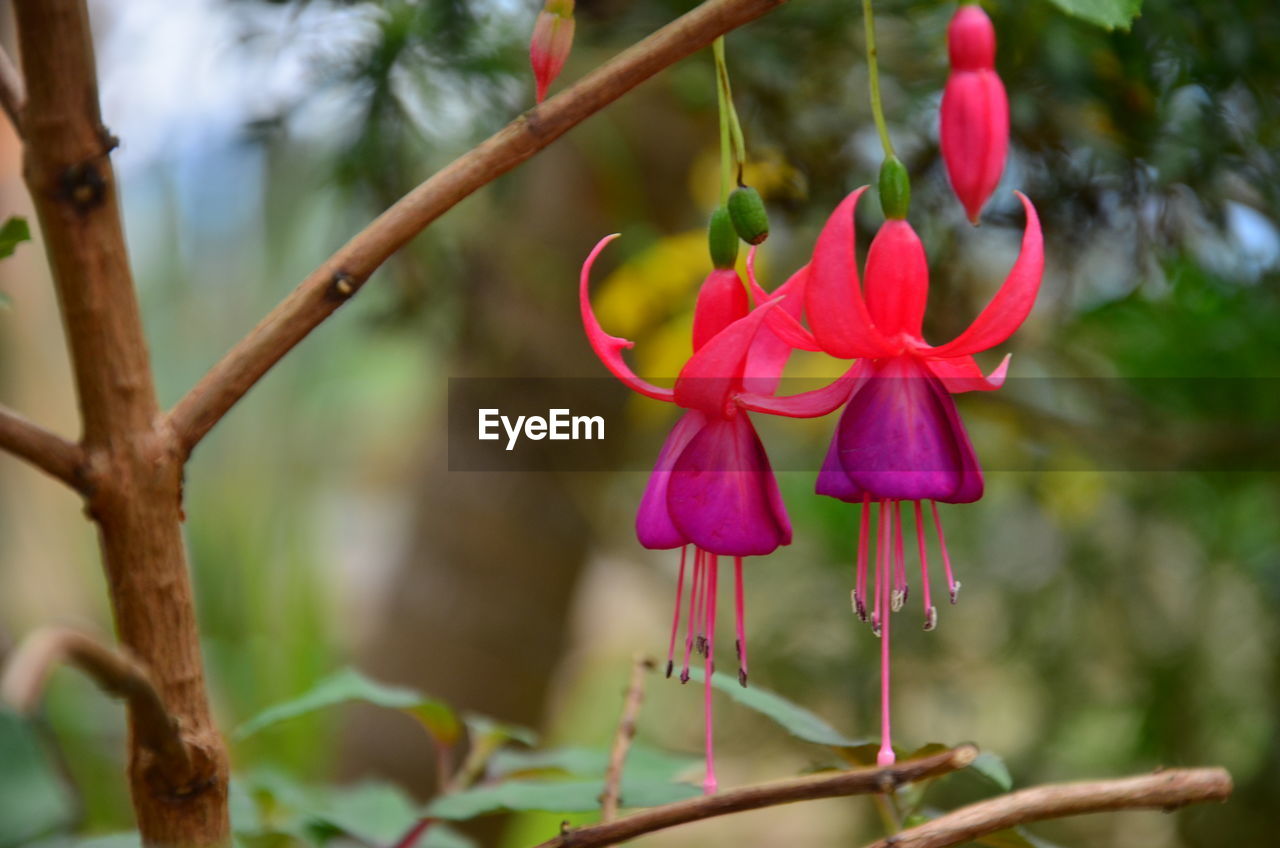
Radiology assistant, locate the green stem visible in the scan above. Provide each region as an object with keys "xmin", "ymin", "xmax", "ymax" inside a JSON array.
[
  {"xmin": 713, "ymin": 36, "xmax": 747, "ymax": 199},
  {"xmin": 861, "ymin": 0, "xmax": 895, "ymax": 159}
]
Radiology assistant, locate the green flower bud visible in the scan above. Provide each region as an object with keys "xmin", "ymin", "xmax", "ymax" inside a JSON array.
[
  {"xmin": 708, "ymin": 205, "xmax": 739, "ymax": 270},
  {"xmin": 728, "ymin": 185, "xmax": 770, "ymax": 245},
  {"xmin": 878, "ymin": 156, "xmax": 911, "ymax": 220}
]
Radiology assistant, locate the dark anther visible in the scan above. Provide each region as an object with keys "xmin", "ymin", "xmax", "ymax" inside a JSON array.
[
  {"xmin": 738, "ymin": 669, "xmax": 748, "ymax": 688},
  {"xmin": 664, "ymin": 660, "xmax": 673, "ymax": 679},
  {"xmin": 328, "ymin": 271, "xmax": 358, "ymax": 301},
  {"xmin": 695, "ymin": 635, "xmax": 707, "ymax": 656},
  {"xmin": 59, "ymin": 162, "xmax": 106, "ymax": 212},
  {"xmin": 734, "ymin": 638, "xmax": 741, "ymax": 659},
  {"xmin": 679, "ymin": 669, "xmax": 690, "ymax": 684}
]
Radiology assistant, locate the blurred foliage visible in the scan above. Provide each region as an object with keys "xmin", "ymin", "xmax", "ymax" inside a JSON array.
[{"xmin": 3, "ymin": 0, "xmax": 1279, "ymax": 846}]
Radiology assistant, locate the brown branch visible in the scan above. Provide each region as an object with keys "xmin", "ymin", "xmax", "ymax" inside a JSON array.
[
  {"xmin": 0, "ymin": 404, "xmax": 85, "ymax": 489},
  {"xmin": 600, "ymin": 654, "xmax": 655, "ymax": 821},
  {"xmin": 531, "ymin": 746, "xmax": 978, "ymax": 848},
  {"xmin": 863, "ymin": 768, "xmax": 1234, "ymax": 848},
  {"xmin": 167, "ymin": 0, "xmax": 791, "ymax": 455},
  {"xmin": 0, "ymin": 43, "xmax": 24, "ymax": 135},
  {"xmin": 14, "ymin": 1, "xmax": 229, "ymax": 844},
  {"xmin": 1, "ymin": 627, "xmax": 193, "ymax": 774}
]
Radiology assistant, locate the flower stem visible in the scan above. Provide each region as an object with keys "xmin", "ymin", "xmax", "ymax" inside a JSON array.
[
  {"xmin": 713, "ymin": 36, "xmax": 747, "ymax": 202},
  {"xmin": 861, "ymin": 0, "xmax": 895, "ymax": 160}
]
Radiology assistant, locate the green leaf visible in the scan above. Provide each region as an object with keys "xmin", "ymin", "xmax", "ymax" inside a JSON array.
[
  {"xmin": 0, "ymin": 216, "xmax": 30, "ymax": 260},
  {"xmin": 684, "ymin": 667, "xmax": 870, "ymax": 748},
  {"xmin": 425, "ymin": 779, "xmax": 699, "ymax": 821},
  {"xmin": 1044, "ymin": 0, "xmax": 1142, "ymax": 30},
  {"xmin": 463, "ymin": 713, "xmax": 538, "ymax": 748},
  {"xmin": 235, "ymin": 667, "xmax": 461, "ymax": 747},
  {"xmin": 969, "ymin": 751, "xmax": 1014, "ymax": 792},
  {"xmin": 488, "ymin": 745, "xmax": 697, "ymax": 782},
  {"xmin": 0, "ymin": 708, "xmax": 76, "ymax": 846}
]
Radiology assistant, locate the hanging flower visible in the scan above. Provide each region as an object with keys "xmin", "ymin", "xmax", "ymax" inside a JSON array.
[
  {"xmin": 739, "ymin": 186, "xmax": 1044, "ymax": 765},
  {"xmin": 581, "ymin": 236, "xmax": 804, "ymax": 793},
  {"xmin": 940, "ymin": 4, "xmax": 1009, "ymax": 224},
  {"xmin": 530, "ymin": 0, "xmax": 575, "ymax": 104}
]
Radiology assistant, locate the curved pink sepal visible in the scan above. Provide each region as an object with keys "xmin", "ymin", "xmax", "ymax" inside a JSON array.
[
  {"xmin": 928, "ymin": 353, "xmax": 1010, "ymax": 393},
  {"xmin": 674, "ymin": 300, "xmax": 779, "ymax": 416},
  {"xmin": 636, "ymin": 410, "xmax": 706, "ymax": 549},
  {"xmin": 745, "ymin": 251, "xmax": 821, "ymax": 353},
  {"xmin": 929, "ymin": 192, "xmax": 1044, "ymax": 358},
  {"xmin": 805, "ymin": 187, "xmax": 896, "ymax": 360},
  {"xmin": 737, "ymin": 360, "xmax": 867, "ymax": 419},
  {"xmin": 579, "ymin": 234, "xmax": 675, "ymax": 403}
]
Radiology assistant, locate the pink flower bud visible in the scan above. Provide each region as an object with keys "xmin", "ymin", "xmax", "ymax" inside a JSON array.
[
  {"xmin": 940, "ymin": 5, "xmax": 1008, "ymax": 224},
  {"xmin": 529, "ymin": 1, "xmax": 575, "ymax": 104}
]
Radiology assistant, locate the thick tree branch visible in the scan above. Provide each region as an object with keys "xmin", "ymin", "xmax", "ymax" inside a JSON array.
[
  {"xmin": 531, "ymin": 746, "xmax": 978, "ymax": 848},
  {"xmin": 1, "ymin": 627, "xmax": 193, "ymax": 776},
  {"xmin": 863, "ymin": 767, "xmax": 1234, "ymax": 848},
  {"xmin": 167, "ymin": 0, "xmax": 790, "ymax": 455},
  {"xmin": 0, "ymin": 44, "xmax": 23, "ymax": 135},
  {"xmin": 600, "ymin": 655, "xmax": 655, "ymax": 821},
  {"xmin": 0, "ymin": 404, "xmax": 85, "ymax": 489},
  {"xmin": 14, "ymin": 1, "xmax": 228, "ymax": 843}
]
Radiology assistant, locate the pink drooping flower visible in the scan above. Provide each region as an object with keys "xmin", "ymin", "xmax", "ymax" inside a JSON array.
[
  {"xmin": 740, "ymin": 186, "xmax": 1043, "ymax": 765},
  {"xmin": 940, "ymin": 4, "xmax": 1009, "ymax": 224},
  {"xmin": 530, "ymin": 0, "xmax": 575, "ymax": 104},
  {"xmin": 581, "ymin": 236, "xmax": 804, "ymax": 794}
]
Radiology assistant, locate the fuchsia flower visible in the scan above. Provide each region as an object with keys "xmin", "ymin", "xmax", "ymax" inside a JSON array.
[
  {"xmin": 530, "ymin": 0, "xmax": 575, "ymax": 104},
  {"xmin": 940, "ymin": 4, "xmax": 1009, "ymax": 224},
  {"xmin": 580, "ymin": 235, "xmax": 803, "ymax": 793},
  {"xmin": 740, "ymin": 186, "xmax": 1043, "ymax": 765}
]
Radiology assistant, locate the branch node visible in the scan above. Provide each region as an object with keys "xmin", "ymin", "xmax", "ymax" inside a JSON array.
[
  {"xmin": 59, "ymin": 160, "xmax": 107, "ymax": 213},
  {"xmin": 328, "ymin": 270, "xmax": 359, "ymax": 301}
]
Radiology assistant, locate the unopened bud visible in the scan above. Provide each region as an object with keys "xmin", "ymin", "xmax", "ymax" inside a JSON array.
[
  {"xmin": 728, "ymin": 185, "xmax": 769, "ymax": 245},
  {"xmin": 708, "ymin": 206, "xmax": 739, "ymax": 270},
  {"xmin": 530, "ymin": 2, "xmax": 575, "ymax": 104},
  {"xmin": 940, "ymin": 4, "xmax": 1008, "ymax": 224}
]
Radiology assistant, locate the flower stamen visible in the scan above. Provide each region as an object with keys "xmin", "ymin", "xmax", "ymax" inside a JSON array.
[
  {"xmin": 703, "ymin": 554, "xmax": 719, "ymax": 795},
  {"xmin": 666, "ymin": 545, "xmax": 689, "ymax": 678},
  {"xmin": 877, "ymin": 499, "xmax": 895, "ymax": 767},
  {"xmin": 891, "ymin": 501, "xmax": 907, "ymax": 612},
  {"xmin": 930, "ymin": 500, "xmax": 961, "ymax": 604},
  {"xmin": 914, "ymin": 502, "xmax": 938, "ymax": 631},
  {"xmin": 733, "ymin": 556, "xmax": 748, "ymax": 687},
  {"xmin": 853, "ymin": 494, "xmax": 871, "ymax": 620}
]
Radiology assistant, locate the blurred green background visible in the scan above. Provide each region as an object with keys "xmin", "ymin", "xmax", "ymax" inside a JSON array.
[{"xmin": 1, "ymin": 0, "xmax": 1277, "ymax": 846}]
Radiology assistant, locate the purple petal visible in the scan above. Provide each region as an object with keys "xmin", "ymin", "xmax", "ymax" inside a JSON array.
[
  {"xmin": 833, "ymin": 357, "xmax": 984, "ymax": 503},
  {"xmin": 636, "ymin": 410, "xmax": 707, "ymax": 549},
  {"xmin": 815, "ymin": 415, "xmax": 867, "ymax": 503},
  {"xmin": 667, "ymin": 414, "xmax": 791, "ymax": 556}
]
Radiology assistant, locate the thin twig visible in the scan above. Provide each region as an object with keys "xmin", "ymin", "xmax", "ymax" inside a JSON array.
[
  {"xmin": 862, "ymin": 767, "xmax": 1234, "ymax": 848},
  {"xmin": 0, "ymin": 44, "xmax": 24, "ymax": 135},
  {"xmin": 0, "ymin": 404, "xmax": 86, "ymax": 490},
  {"xmin": 600, "ymin": 655, "xmax": 655, "ymax": 821},
  {"xmin": 167, "ymin": 0, "xmax": 790, "ymax": 455},
  {"xmin": 1, "ymin": 627, "xmax": 193, "ymax": 774},
  {"xmin": 531, "ymin": 746, "xmax": 978, "ymax": 848}
]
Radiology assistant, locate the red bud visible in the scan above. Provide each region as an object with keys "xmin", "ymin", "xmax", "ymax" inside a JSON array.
[
  {"xmin": 530, "ymin": 2, "xmax": 575, "ymax": 104},
  {"xmin": 940, "ymin": 5, "xmax": 1008, "ymax": 224}
]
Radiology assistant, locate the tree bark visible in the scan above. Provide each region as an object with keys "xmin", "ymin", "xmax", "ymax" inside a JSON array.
[{"xmin": 13, "ymin": 1, "xmax": 228, "ymax": 844}]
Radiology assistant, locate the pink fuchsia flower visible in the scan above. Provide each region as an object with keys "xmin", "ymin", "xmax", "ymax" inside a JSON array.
[
  {"xmin": 581, "ymin": 235, "xmax": 803, "ymax": 793},
  {"xmin": 940, "ymin": 4, "xmax": 1009, "ymax": 224},
  {"xmin": 740, "ymin": 186, "xmax": 1043, "ymax": 765},
  {"xmin": 530, "ymin": 0, "xmax": 575, "ymax": 104}
]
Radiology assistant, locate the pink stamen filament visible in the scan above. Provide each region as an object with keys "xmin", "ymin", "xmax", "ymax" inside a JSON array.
[
  {"xmin": 854, "ymin": 494, "xmax": 870, "ymax": 620},
  {"xmin": 892, "ymin": 501, "xmax": 907, "ymax": 611},
  {"xmin": 914, "ymin": 502, "xmax": 937, "ymax": 630},
  {"xmin": 930, "ymin": 500, "xmax": 960, "ymax": 603},
  {"xmin": 877, "ymin": 500, "xmax": 895, "ymax": 767},
  {"xmin": 703, "ymin": 554, "xmax": 719, "ymax": 794},
  {"xmin": 681, "ymin": 549, "xmax": 703, "ymax": 682},
  {"xmin": 695, "ymin": 549, "xmax": 710, "ymax": 657},
  {"xmin": 666, "ymin": 546, "xmax": 688, "ymax": 677},
  {"xmin": 871, "ymin": 499, "xmax": 888, "ymax": 635},
  {"xmin": 734, "ymin": 556, "xmax": 748, "ymax": 687}
]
